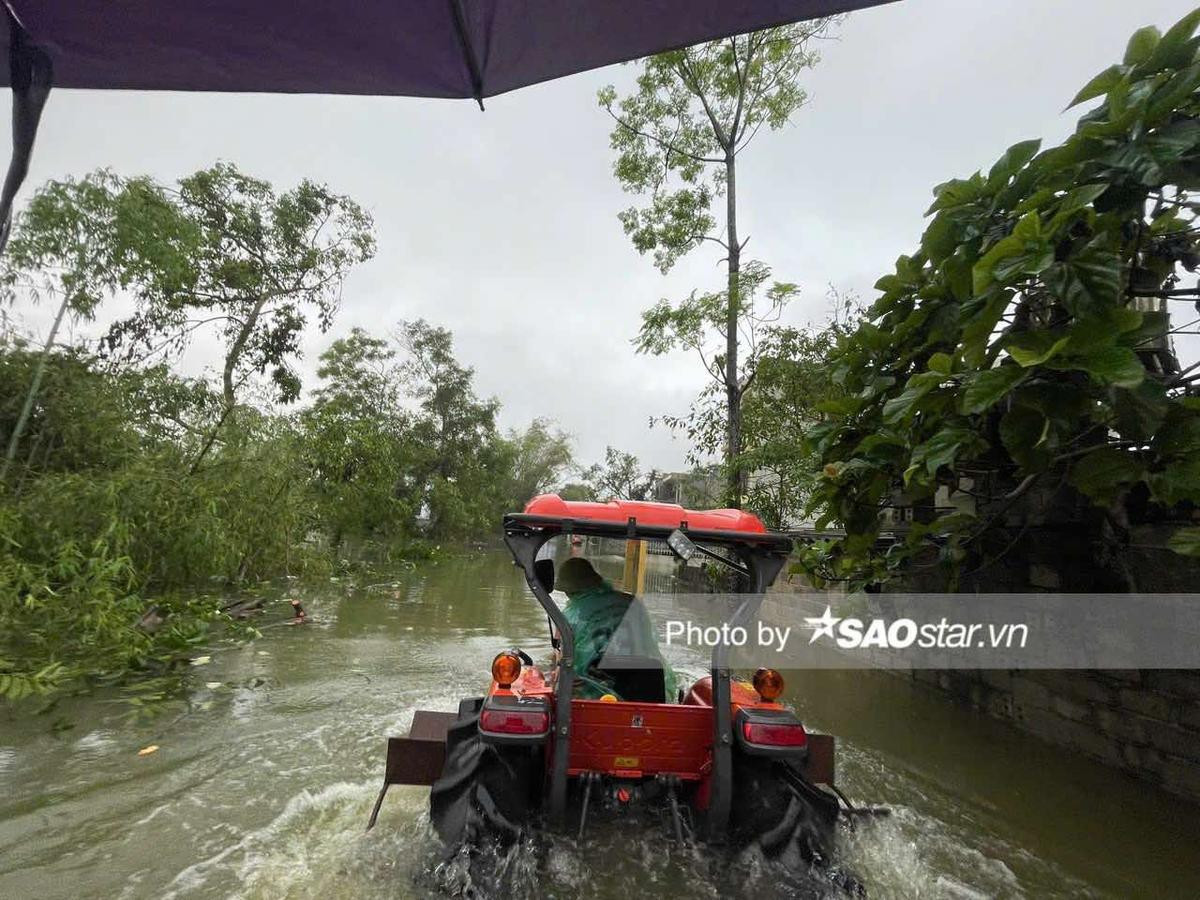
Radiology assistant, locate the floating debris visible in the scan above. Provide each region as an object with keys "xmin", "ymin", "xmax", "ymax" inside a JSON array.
[
  {"xmin": 205, "ymin": 682, "xmax": 222, "ymax": 690},
  {"xmin": 190, "ymin": 656, "xmax": 212, "ymax": 666},
  {"xmin": 137, "ymin": 605, "xmax": 165, "ymax": 633},
  {"xmin": 137, "ymin": 744, "xmax": 159, "ymax": 757},
  {"xmin": 222, "ymin": 596, "xmax": 265, "ymax": 619},
  {"xmin": 287, "ymin": 598, "xmax": 308, "ymax": 625}
]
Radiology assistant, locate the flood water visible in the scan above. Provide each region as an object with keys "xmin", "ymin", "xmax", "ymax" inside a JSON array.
[{"xmin": 1, "ymin": 550, "xmax": 1198, "ymax": 899}]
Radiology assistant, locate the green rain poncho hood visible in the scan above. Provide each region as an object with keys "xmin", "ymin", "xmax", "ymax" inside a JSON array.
[{"xmin": 559, "ymin": 573, "xmax": 676, "ymax": 700}]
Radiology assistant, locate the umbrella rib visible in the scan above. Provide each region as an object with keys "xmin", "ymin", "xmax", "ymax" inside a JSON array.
[{"xmin": 447, "ymin": 0, "xmax": 485, "ymax": 110}]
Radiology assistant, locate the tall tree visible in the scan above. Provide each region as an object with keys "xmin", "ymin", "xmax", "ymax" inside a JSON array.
[
  {"xmin": 635, "ymin": 261, "xmax": 797, "ymax": 477},
  {"xmin": 302, "ymin": 328, "xmax": 413, "ymax": 544},
  {"xmin": 397, "ymin": 319, "xmax": 505, "ymax": 538},
  {"xmin": 1, "ymin": 164, "xmax": 375, "ymax": 473},
  {"xmin": 502, "ymin": 417, "xmax": 575, "ymax": 509},
  {"xmin": 600, "ymin": 20, "xmax": 836, "ymax": 504}
]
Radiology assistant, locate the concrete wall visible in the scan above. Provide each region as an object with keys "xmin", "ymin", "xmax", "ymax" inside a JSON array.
[
  {"xmin": 881, "ymin": 479, "xmax": 1200, "ymax": 801},
  {"xmin": 909, "ymin": 668, "xmax": 1200, "ymax": 802},
  {"xmin": 769, "ymin": 506, "xmax": 1200, "ymax": 802}
]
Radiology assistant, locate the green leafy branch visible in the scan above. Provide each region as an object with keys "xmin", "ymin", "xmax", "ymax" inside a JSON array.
[{"xmin": 804, "ymin": 9, "xmax": 1200, "ymax": 587}]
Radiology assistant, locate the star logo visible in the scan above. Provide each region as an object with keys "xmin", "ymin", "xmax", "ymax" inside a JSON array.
[{"xmin": 805, "ymin": 605, "xmax": 841, "ymax": 644}]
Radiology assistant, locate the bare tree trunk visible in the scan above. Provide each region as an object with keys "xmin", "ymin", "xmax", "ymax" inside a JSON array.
[
  {"xmin": 187, "ymin": 401, "xmax": 235, "ymax": 475},
  {"xmin": 190, "ymin": 296, "xmax": 267, "ymax": 475},
  {"xmin": 13, "ymin": 426, "xmax": 47, "ymax": 497},
  {"xmin": 222, "ymin": 295, "xmax": 268, "ymax": 410},
  {"xmin": 724, "ymin": 153, "xmax": 744, "ymax": 508},
  {"xmin": 1, "ymin": 293, "xmax": 69, "ymax": 484}
]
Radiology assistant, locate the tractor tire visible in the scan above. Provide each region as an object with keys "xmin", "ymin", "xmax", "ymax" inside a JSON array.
[
  {"xmin": 729, "ymin": 756, "xmax": 839, "ymax": 865},
  {"xmin": 429, "ymin": 698, "xmax": 539, "ymax": 847}
]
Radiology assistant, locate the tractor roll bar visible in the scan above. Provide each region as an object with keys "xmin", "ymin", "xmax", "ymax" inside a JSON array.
[{"xmin": 502, "ymin": 527, "xmax": 574, "ymax": 827}]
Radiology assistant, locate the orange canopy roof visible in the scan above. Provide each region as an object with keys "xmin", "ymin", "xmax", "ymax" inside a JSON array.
[{"xmin": 522, "ymin": 494, "xmax": 767, "ymax": 534}]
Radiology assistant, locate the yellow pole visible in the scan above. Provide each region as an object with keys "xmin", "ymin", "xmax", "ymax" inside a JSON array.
[{"xmin": 622, "ymin": 539, "xmax": 648, "ymax": 594}]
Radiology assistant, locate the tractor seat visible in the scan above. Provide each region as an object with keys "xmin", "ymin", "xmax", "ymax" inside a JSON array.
[{"xmin": 593, "ymin": 654, "xmax": 667, "ymax": 703}]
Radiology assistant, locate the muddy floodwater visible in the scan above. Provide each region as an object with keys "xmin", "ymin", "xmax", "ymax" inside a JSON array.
[{"xmin": 1, "ymin": 550, "xmax": 1198, "ymax": 899}]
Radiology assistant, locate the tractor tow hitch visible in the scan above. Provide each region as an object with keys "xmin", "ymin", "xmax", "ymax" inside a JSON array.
[
  {"xmin": 577, "ymin": 772, "xmax": 599, "ymax": 840},
  {"xmin": 778, "ymin": 764, "xmax": 890, "ymax": 830},
  {"xmin": 825, "ymin": 779, "xmax": 891, "ymax": 826},
  {"xmin": 575, "ymin": 772, "xmax": 690, "ymax": 846},
  {"xmin": 659, "ymin": 775, "xmax": 687, "ymax": 846}
]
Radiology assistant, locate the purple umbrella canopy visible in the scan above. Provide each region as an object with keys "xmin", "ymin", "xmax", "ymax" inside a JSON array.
[
  {"xmin": 3, "ymin": 1, "xmax": 893, "ymax": 98},
  {"xmin": 0, "ymin": 0, "xmax": 896, "ymax": 248}
]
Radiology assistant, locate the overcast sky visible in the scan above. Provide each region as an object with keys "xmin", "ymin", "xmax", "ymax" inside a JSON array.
[{"xmin": 7, "ymin": 0, "xmax": 1193, "ymax": 472}]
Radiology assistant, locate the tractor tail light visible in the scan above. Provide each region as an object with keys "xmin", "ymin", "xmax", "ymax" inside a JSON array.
[
  {"xmin": 479, "ymin": 699, "xmax": 550, "ymax": 737},
  {"xmin": 741, "ymin": 718, "xmax": 807, "ymax": 748}
]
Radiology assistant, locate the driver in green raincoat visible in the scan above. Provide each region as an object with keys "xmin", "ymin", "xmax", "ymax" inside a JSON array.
[{"xmin": 555, "ymin": 556, "xmax": 676, "ymax": 700}]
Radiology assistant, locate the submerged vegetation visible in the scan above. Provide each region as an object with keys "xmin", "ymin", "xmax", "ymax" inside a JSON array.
[
  {"xmin": 0, "ymin": 321, "xmax": 577, "ymax": 699},
  {"xmin": 0, "ymin": 166, "xmax": 582, "ymax": 700}
]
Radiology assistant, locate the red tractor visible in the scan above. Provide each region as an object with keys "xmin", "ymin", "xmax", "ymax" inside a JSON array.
[{"xmin": 370, "ymin": 495, "xmax": 863, "ymax": 878}]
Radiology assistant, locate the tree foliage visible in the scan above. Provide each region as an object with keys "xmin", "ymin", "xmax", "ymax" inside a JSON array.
[
  {"xmin": 599, "ymin": 24, "xmax": 832, "ymax": 273},
  {"xmin": 739, "ymin": 291, "xmax": 859, "ymax": 528},
  {"xmin": 583, "ymin": 446, "xmax": 661, "ymax": 502},
  {"xmin": 803, "ymin": 9, "xmax": 1200, "ymax": 587},
  {"xmin": 637, "ymin": 261, "xmax": 798, "ymax": 456},
  {"xmin": 396, "ymin": 319, "xmax": 510, "ymax": 539},
  {"xmin": 304, "ymin": 323, "xmax": 578, "ymax": 545},
  {"xmin": 559, "ymin": 481, "xmax": 599, "ymax": 502},
  {"xmin": 0, "ymin": 317, "xmax": 581, "ymax": 699},
  {"xmin": 3, "ymin": 163, "xmax": 375, "ymax": 409},
  {"xmin": 0, "ymin": 339, "xmax": 307, "ymax": 698},
  {"xmin": 302, "ymin": 328, "xmax": 415, "ymax": 545},
  {"xmin": 500, "ymin": 417, "xmax": 576, "ymax": 511}
]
